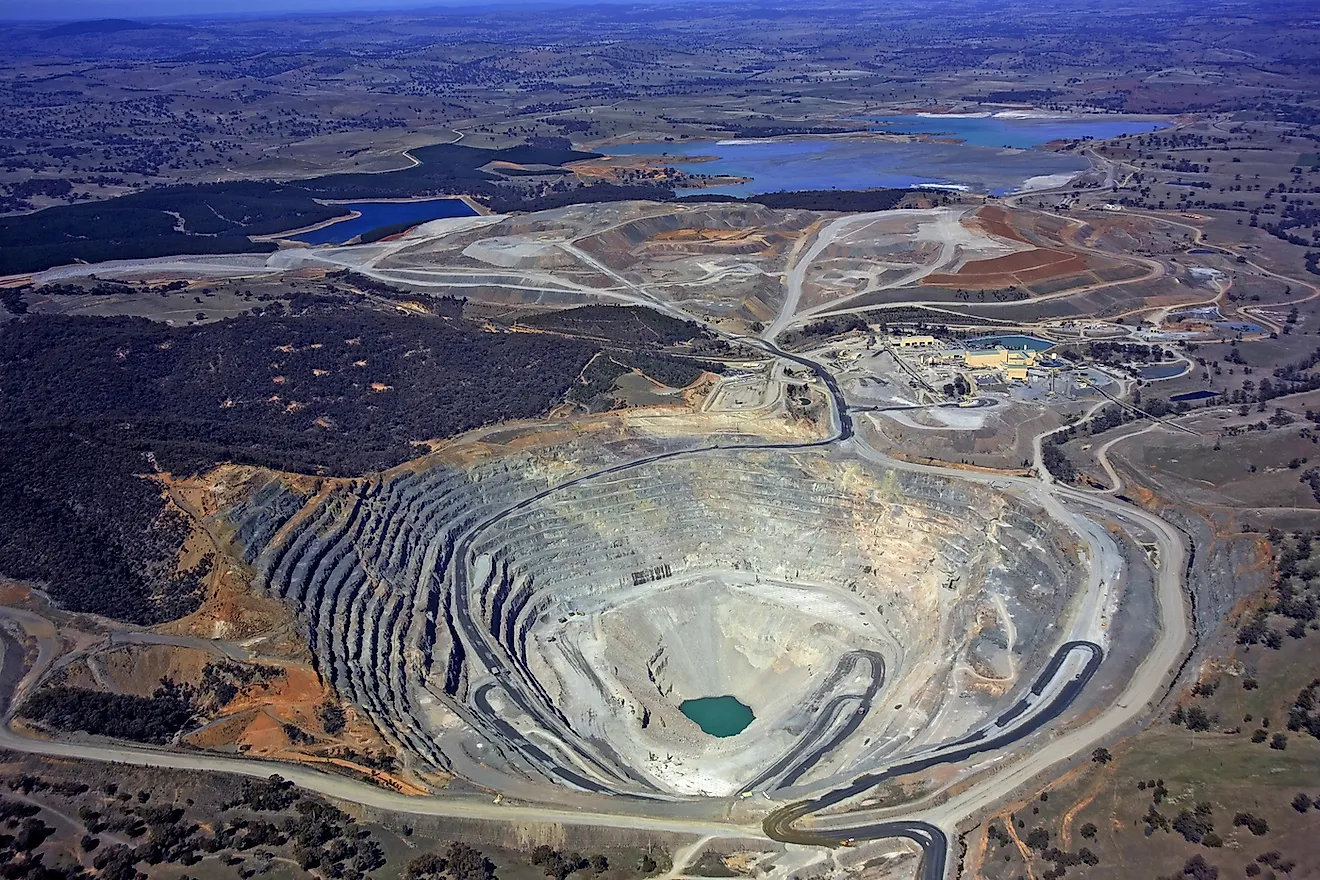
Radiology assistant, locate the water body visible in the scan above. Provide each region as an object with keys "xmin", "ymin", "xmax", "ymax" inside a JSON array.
[
  {"xmin": 608, "ymin": 114, "xmax": 1170, "ymax": 196},
  {"xmin": 290, "ymin": 198, "xmax": 477, "ymax": 245},
  {"xmin": 1139, "ymin": 363, "xmax": 1188, "ymax": 380},
  {"xmin": 1216, "ymin": 321, "xmax": 1267, "ymax": 334},
  {"xmin": 1171, "ymin": 390, "xmax": 1220, "ymax": 402},
  {"xmin": 867, "ymin": 114, "xmax": 1170, "ymax": 149},
  {"xmin": 680, "ymin": 695, "xmax": 754, "ymax": 737},
  {"xmin": 966, "ymin": 334, "xmax": 1055, "ymax": 352}
]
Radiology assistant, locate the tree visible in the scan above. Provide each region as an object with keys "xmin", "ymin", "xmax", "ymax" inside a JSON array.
[
  {"xmin": 1079, "ymin": 822, "xmax": 1098, "ymax": 839},
  {"xmin": 1181, "ymin": 854, "xmax": 1220, "ymax": 880},
  {"xmin": 1233, "ymin": 812, "xmax": 1269, "ymax": 835},
  {"xmin": 1024, "ymin": 828, "xmax": 1050, "ymax": 851},
  {"xmin": 1293, "ymin": 792, "xmax": 1312, "ymax": 813},
  {"xmin": 1091, "ymin": 747, "xmax": 1112, "ymax": 764},
  {"xmin": 406, "ymin": 852, "xmax": 448, "ymax": 879},
  {"xmin": 447, "ymin": 842, "xmax": 496, "ymax": 880},
  {"xmin": 319, "ymin": 702, "xmax": 347, "ymax": 735}
]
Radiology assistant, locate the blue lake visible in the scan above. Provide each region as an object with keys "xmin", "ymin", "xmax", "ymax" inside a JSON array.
[
  {"xmin": 608, "ymin": 114, "xmax": 1171, "ymax": 196},
  {"xmin": 291, "ymin": 198, "xmax": 477, "ymax": 245},
  {"xmin": 866, "ymin": 114, "xmax": 1170, "ymax": 149}
]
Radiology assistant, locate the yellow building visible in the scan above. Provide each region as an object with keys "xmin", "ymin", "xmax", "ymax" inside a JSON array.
[
  {"xmin": 892, "ymin": 334, "xmax": 939, "ymax": 349},
  {"xmin": 962, "ymin": 347, "xmax": 1037, "ymax": 381}
]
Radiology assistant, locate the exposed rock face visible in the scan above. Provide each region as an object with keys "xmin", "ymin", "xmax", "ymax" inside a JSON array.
[{"xmin": 225, "ymin": 440, "xmax": 1080, "ymax": 797}]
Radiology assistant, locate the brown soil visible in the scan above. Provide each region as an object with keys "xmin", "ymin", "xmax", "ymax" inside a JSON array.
[
  {"xmin": 973, "ymin": 204, "xmax": 1034, "ymax": 245},
  {"xmin": 102, "ymin": 645, "xmax": 214, "ymax": 697}
]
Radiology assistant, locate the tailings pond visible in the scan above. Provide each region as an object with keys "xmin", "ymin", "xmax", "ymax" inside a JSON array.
[
  {"xmin": 290, "ymin": 198, "xmax": 477, "ymax": 245},
  {"xmin": 607, "ymin": 113, "xmax": 1170, "ymax": 196},
  {"xmin": 680, "ymin": 696, "xmax": 755, "ymax": 737}
]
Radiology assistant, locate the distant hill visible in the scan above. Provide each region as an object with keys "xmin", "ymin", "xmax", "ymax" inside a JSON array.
[{"xmin": 39, "ymin": 19, "xmax": 154, "ymax": 38}]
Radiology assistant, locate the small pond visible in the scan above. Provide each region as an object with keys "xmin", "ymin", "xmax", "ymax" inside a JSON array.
[
  {"xmin": 679, "ymin": 695, "xmax": 754, "ymax": 737},
  {"xmin": 1138, "ymin": 363, "xmax": 1188, "ymax": 380},
  {"xmin": 1170, "ymin": 390, "xmax": 1220, "ymax": 402}
]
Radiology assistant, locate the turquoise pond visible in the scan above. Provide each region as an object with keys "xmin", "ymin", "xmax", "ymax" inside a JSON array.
[
  {"xmin": 291, "ymin": 198, "xmax": 477, "ymax": 245},
  {"xmin": 607, "ymin": 114, "xmax": 1170, "ymax": 196},
  {"xmin": 679, "ymin": 696, "xmax": 755, "ymax": 737}
]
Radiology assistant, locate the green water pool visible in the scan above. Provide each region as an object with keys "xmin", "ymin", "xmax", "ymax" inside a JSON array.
[{"xmin": 679, "ymin": 695, "xmax": 754, "ymax": 737}]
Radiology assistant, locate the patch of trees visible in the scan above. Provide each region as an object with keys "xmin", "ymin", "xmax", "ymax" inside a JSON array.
[
  {"xmin": 225, "ymin": 776, "xmax": 300, "ymax": 813},
  {"xmin": 0, "ymin": 427, "xmax": 205, "ymax": 623},
  {"xmin": 719, "ymin": 124, "xmax": 866, "ymax": 138},
  {"xmin": 800, "ymin": 315, "xmax": 870, "ymax": 338},
  {"xmin": 570, "ymin": 355, "xmax": 633, "ymax": 407},
  {"xmin": 1163, "ymin": 855, "xmax": 1221, "ymax": 880},
  {"xmin": 1171, "ymin": 702, "xmax": 1214, "ymax": 731},
  {"xmin": 198, "ymin": 661, "xmax": 281, "ymax": 709},
  {"xmin": 485, "ymin": 183, "xmax": 675, "ymax": 213},
  {"xmin": 1238, "ymin": 531, "xmax": 1320, "ymax": 648},
  {"xmin": 0, "ymin": 817, "xmax": 59, "ymax": 877},
  {"xmin": 518, "ymin": 305, "xmax": 706, "ymax": 348},
  {"xmin": 319, "ymin": 702, "xmax": 347, "ymax": 735},
  {"xmin": 976, "ymin": 89, "xmax": 1060, "ymax": 103},
  {"xmin": 299, "ymin": 143, "xmax": 600, "ymax": 201},
  {"xmin": 568, "ymin": 349, "xmax": 718, "ymax": 409},
  {"xmin": 1084, "ymin": 341, "xmax": 1169, "ymax": 365},
  {"xmin": 942, "ymin": 375, "xmax": 972, "ymax": 399},
  {"xmin": 0, "ymin": 181, "xmax": 335, "ymax": 275},
  {"xmin": 531, "ymin": 845, "xmax": 609, "ymax": 880},
  {"xmin": 406, "ymin": 842, "xmax": 497, "ymax": 880},
  {"xmin": 1233, "ymin": 812, "xmax": 1270, "ymax": 836},
  {"xmin": 1041, "ymin": 441, "xmax": 1077, "ymax": 483},
  {"xmin": 1284, "ymin": 678, "xmax": 1320, "ymax": 741},
  {"xmin": 1, "ymin": 312, "xmax": 595, "ymax": 476},
  {"xmin": 20, "ymin": 681, "xmax": 197, "ymax": 744},
  {"xmin": 0, "ymin": 290, "xmax": 28, "ymax": 316},
  {"xmin": 1170, "ymin": 802, "xmax": 1218, "ymax": 844},
  {"xmin": 620, "ymin": 351, "xmax": 718, "ymax": 389},
  {"xmin": 987, "ymin": 819, "xmax": 1099, "ymax": 879},
  {"xmin": 30, "ymin": 281, "xmax": 136, "ymax": 297}
]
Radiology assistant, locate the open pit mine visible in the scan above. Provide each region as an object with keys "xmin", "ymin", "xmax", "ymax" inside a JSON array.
[{"xmin": 220, "ymin": 420, "xmax": 1095, "ymax": 803}]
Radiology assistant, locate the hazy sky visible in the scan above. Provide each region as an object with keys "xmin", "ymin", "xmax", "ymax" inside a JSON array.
[{"xmin": 1, "ymin": 0, "xmax": 499, "ymax": 20}]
